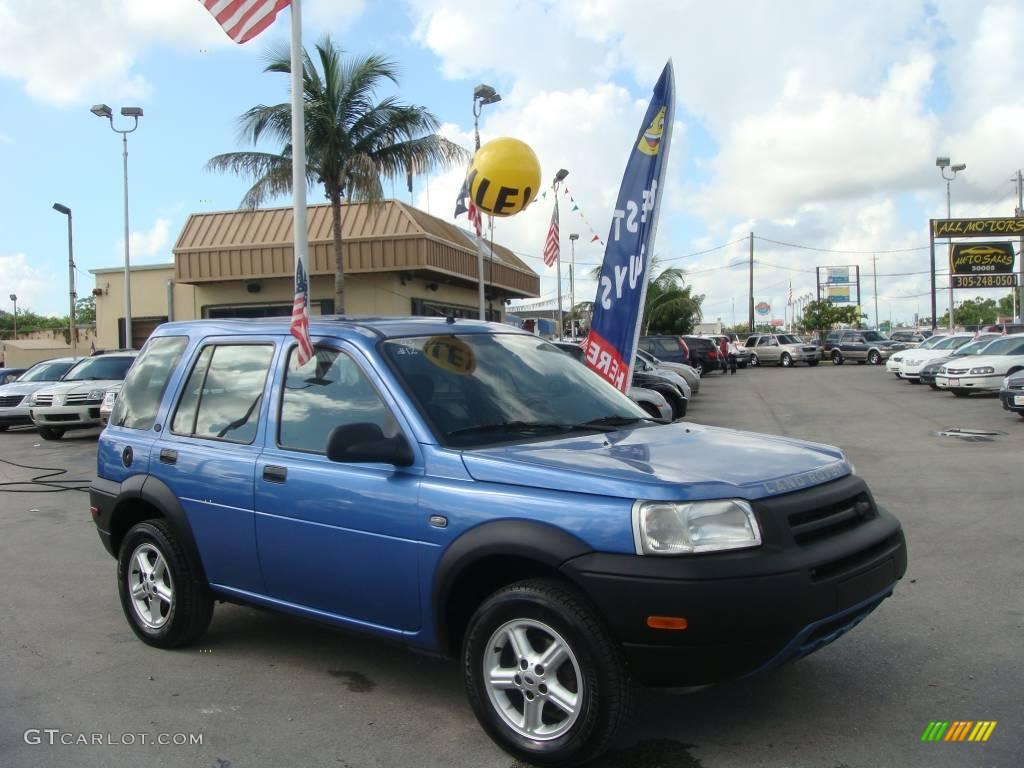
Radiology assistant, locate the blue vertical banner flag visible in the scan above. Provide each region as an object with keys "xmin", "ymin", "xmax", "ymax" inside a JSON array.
[{"xmin": 582, "ymin": 61, "xmax": 675, "ymax": 391}]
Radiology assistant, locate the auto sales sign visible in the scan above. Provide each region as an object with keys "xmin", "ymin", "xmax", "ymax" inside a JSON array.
[{"xmin": 582, "ymin": 61, "xmax": 675, "ymax": 392}]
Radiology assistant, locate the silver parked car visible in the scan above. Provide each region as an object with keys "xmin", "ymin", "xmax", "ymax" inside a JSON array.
[
  {"xmin": 635, "ymin": 349, "xmax": 701, "ymax": 394},
  {"xmin": 745, "ymin": 334, "xmax": 821, "ymax": 367},
  {"xmin": 0, "ymin": 356, "xmax": 86, "ymax": 431}
]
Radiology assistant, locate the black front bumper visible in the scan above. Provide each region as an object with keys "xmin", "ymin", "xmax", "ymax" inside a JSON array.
[
  {"xmin": 560, "ymin": 475, "xmax": 907, "ymax": 687},
  {"xmin": 1000, "ymin": 390, "xmax": 1024, "ymax": 413}
]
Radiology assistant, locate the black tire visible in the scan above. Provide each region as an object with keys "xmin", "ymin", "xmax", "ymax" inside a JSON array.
[
  {"xmin": 638, "ymin": 402, "xmax": 662, "ymax": 420},
  {"xmin": 831, "ymin": 351, "xmax": 843, "ymax": 365},
  {"xmin": 37, "ymin": 426, "xmax": 64, "ymax": 440},
  {"xmin": 780, "ymin": 353, "xmax": 793, "ymax": 368},
  {"xmin": 117, "ymin": 519, "xmax": 213, "ymax": 649},
  {"xmin": 463, "ymin": 579, "xmax": 632, "ymax": 767},
  {"xmin": 0, "ymin": 425, "xmax": 7, "ymax": 432},
  {"xmin": 951, "ymin": 390, "xmax": 970, "ymax": 398},
  {"xmin": 856, "ymin": 360, "xmax": 867, "ymax": 365},
  {"xmin": 868, "ymin": 350, "xmax": 882, "ymax": 365},
  {"xmin": 749, "ymin": 354, "xmax": 760, "ymax": 368},
  {"xmin": 909, "ymin": 378, "xmax": 922, "ymax": 385},
  {"xmin": 694, "ymin": 362, "xmax": 704, "ymax": 377},
  {"xmin": 737, "ymin": 362, "xmax": 747, "ymax": 369},
  {"xmin": 664, "ymin": 392, "xmax": 685, "ymax": 420},
  {"xmin": 678, "ymin": 398, "xmax": 688, "ymax": 418},
  {"xmin": 895, "ymin": 372, "xmax": 902, "ymax": 378},
  {"xmin": 1018, "ymin": 412, "xmax": 1024, "ymax": 420},
  {"xmin": 929, "ymin": 384, "xmax": 939, "ymax": 390},
  {"xmin": 807, "ymin": 359, "xmax": 819, "ymax": 367}
]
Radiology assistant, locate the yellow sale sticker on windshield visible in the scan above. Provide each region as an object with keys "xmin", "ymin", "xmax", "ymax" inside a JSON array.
[{"xmin": 423, "ymin": 336, "xmax": 476, "ymax": 375}]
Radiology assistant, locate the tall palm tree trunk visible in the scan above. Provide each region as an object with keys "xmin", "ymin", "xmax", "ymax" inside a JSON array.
[{"xmin": 330, "ymin": 192, "xmax": 345, "ymax": 314}]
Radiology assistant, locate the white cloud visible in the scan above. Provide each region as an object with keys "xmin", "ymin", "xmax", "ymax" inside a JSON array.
[
  {"xmin": 0, "ymin": 0, "xmax": 367, "ymax": 107},
  {"xmin": 0, "ymin": 253, "xmax": 54, "ymax": 315},
  {"xmin": 117, "ymin": 218, "xmax": 172, "ymax": 262}
]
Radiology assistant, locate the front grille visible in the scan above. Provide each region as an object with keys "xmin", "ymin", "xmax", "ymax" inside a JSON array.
[
  {"xmin": 0, "ymin": 395, "xmax": 24, "ymax": 407},
  {"xmin": 1010, "ymin": 383, "xmax": 1024, "ymax": 391},
  {"xmin": 64, "ymin": 393, "xmax": 102, "ymax": 405},
  {"xmin": 45, "ymin": 413, "xmax": 78, "ymax": 422},
  {"xmin": 809, "ymin": 533, "xmax": 902, "ymax": 582},
  {"xmin": 33, "ymin": 395, "xmax": 53, "ymax": 406},
  {"xmin": 945, "ymin": 367, "xmax": 969, "ymax": 375},
  {"xmin": 788, "ymin": 492, "xmax": 876, "ymax": 546}
]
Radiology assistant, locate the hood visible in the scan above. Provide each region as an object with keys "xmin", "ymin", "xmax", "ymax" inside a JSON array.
[
  {"xmin": 461, "ymin": 422, "xmax": 850, "ymax": 502},
  {"xmin": 0, "ymin": 380, "xmax": 63, "ymax": 397},
  {"xmin": 35, "ymin": 380, "xmax": 124, "ymax": 397},
  {"xmin": 947, "ymin": 353, "xmax": 1024, "ymax": 371},
  {"xmin": 904, "ymin": 347, "xmax": 958, "ymax": 363}
]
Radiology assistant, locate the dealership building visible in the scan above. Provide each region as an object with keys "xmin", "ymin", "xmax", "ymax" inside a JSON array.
[{"xmin": 91, "ymin": 200, "xmax": 540, "ymax": 349}]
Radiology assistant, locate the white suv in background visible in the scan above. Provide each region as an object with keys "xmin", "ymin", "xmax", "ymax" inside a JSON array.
[{"xmin": 29, "ymin": 352, "xmax": 137, "ymax": 440}]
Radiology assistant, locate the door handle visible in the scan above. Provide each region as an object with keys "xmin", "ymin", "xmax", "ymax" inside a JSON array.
[
  {"xmin": 159, "ymin": 448, "xmax": 177, "ymax": 465},
  {"xmin": 263, "ymin": 465, "xmax": 287, "ymax": 484}
]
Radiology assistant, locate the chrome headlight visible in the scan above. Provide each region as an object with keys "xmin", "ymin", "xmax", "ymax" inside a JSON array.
[
  {"xmin": 632, "ymin": 499, "xmax": 761, "ymax": 555},
  {"xmin": 1001, "ymin": 376, "xmax": 1010, "ymax": 391},
  {"xmin": 88, "ymin": 389, "xmax": 105, "ymax": 401},
  {"xmin": 970, "ymin": 366, "xmax": 995, "ymax": 375}
]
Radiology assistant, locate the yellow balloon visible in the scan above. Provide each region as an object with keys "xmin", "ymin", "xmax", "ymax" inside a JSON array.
[{"xmin": 466, "ymin": 138, "xmax": 542, "ymax": 217}]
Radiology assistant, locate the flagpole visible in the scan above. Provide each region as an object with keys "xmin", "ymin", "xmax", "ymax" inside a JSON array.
[
  {"xmin": 555, "ymin": 198, "xmax": 563, "ymax": 340},
  {"xmin": 290, "ymin": 0, "xmax": 309, "ymax": 314}
]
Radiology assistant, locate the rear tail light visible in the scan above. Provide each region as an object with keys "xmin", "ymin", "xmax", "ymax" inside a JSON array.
[{"xmin": 708, "ymin": 350, "xmax": 718, "ymax": 359}]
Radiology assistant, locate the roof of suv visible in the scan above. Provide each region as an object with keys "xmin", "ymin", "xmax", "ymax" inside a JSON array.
[{"xmin": 155, "ymin": 317, "xmax": 520, "ymax": 341}]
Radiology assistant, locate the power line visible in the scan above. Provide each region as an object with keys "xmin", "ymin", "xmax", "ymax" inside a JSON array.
[{"xmin": 754, "ymin": 235, "xmax": 930, "ymax": 255}]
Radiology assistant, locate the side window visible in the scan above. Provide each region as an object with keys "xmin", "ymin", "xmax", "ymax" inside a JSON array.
[
  {"xmin": 655, "ymin": 339, "xmax": 677, "ymax": 355},
  {"xmin": 110, "ymin": 336, "xmax": 188, "ymax": 430},
  {"xmin": 279, "ymin": 346, "xmax": 398, "ymax": 454},
  {"xmin": 757, "ymin": 337, "xmax": 771, "ymax": 347},
  {"xmin": 171, "ymin": 344, "xmax": 274, "ymax": 444},
  {"xmin": 745, "ymin": 337, "xmax": 757, "ymax": 347}
]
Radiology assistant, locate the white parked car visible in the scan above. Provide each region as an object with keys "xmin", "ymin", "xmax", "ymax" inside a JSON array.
[
  {"xmin": 886, "ymin": 333, "xmax": 949, "ymax": 377},
  {"xmin": 100, "ymin": 383, "xmax": 123, "ymax": 426},
  {"xmin": 0, "ymin": 356, "xmax": 85, "ymax": 431},
  {"xmin": 29, "ymin": 352, "xmax": 137, "ymax": 440},
  {"xmin": 898, "ymin": 333, "xmax": 975, "ymax": 381},
  {"xmin": 935, "ymin": 334, "xmax": 1024, "ymax": 396}
]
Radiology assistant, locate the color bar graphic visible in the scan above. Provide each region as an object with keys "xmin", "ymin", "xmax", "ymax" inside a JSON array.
[{"xmin": 921, "ymin": 720, "xmax": 996, "ymax": 742}]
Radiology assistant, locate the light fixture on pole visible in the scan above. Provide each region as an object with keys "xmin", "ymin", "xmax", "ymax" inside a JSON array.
[
  {"xmin": 52, "ymin": 203, "xmax": 77, "ymax": 354},
  {"xmin": 552, "ymin": 169, "xmax": 569, "ymax": 340},
  {"xmin": 936, "ymin": 156, "xmax": 966, "ymax": 331},
  {"xmin": 92, "ymin": 104, "xmax": 142, "ymax": 348},
  {"xmin": 471, "ymin": 85, "xmax": 501, "ymax": 321},
  {"xmin": 569, "ymin": 233, "xmax": 579, "ymax": 338},
  {"xmin": 8, "ymin": 294, "xmax": 16, "ymax": 340}
]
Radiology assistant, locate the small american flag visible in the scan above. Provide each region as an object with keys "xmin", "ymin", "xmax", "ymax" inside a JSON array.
[
  {"xmin": 543, "ymin": 199, "xmax": 560, "ymax": 267},
  {"xmin": 291, "ymin": 258, "xmax": 314, "ymax": 367},
  {"xmin": 199, "ymin": 0, "xmax": 291, "ymax": 44},
  {"xmin": 454, "ymin": 178, "xmax": 482, "ymax": 236}
]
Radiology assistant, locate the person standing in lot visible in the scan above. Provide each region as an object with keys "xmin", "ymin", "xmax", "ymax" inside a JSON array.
[{"xmin": 718, "ymin": 337, "xmax": 736, "ymax": 375}]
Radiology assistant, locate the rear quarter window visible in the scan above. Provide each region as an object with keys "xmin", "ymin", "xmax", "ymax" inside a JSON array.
[{"xmin": 110, "ymin": 337, "xmax": 188, "ymax": 430}]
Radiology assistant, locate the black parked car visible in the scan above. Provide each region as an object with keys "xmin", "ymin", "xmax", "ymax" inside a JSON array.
[
  {"xmin": 679, "ymin": 336, "xmax": 721, "ymax": 376},
  {"xmin": 1000, "ymin": 371, "xmax": 1024, "ymax": 418}
]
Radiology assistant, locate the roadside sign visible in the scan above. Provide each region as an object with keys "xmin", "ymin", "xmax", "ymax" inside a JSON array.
[
  {"xmin": 951, "ymin": 274, "xmax": 1018, "ymax": 289},
  {"xmin": 950, "ymin": 242, "xmax": 1015, "ymax": 274}
]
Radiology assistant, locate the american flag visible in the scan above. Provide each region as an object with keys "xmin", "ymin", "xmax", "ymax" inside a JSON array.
[
  {"xmin": 787, "ymin": 282, "xmax": 793, "ymax": 305},
  {"xmin": 291, "ymin": 258, "xmax": 314, "ymax": 367},
  {"xmin": 543, "ymin": 199, "xmax": 560, "ymax": 267},
  {"xmin": 454, "ymin": 178, "xmax": 482, "ymax": 236},
  {"xmin": 199, "ymin": 0, "xmax": 291, "ymax": 44}
]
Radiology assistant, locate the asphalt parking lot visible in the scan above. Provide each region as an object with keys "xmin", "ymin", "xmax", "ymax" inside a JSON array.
[{"xmin": 1, "ymin": 364, "xmax": 1020, "ymax": 768}]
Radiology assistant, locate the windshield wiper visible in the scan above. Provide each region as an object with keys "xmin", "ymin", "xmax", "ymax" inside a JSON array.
[
  {"xmin": 573, "ymin": 415, "xmax": 655, "ymax": 429},
  {"xmin": 447, "ymin": 421, "xmax": 577, "ymax": 438}
]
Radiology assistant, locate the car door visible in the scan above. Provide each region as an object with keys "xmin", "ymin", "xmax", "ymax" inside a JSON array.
[
  {"xmin": 843, "ymin": 333, "xmax": 867, "ymax": 360},
  {"xmin": 148, "ymin": 340, "xmax": 277, "ymax": 594},
  {"xmin": 757, "ymin": 336, "xmax": 780, "ymax": 363},
  {"xmin": 254, "ymin": 341, "xmax": 423, "ymax": 633}
]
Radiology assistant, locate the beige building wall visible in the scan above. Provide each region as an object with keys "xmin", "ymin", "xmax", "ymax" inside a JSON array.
[{"xmin": 93, "ymin": 265, "xmax": 196, "ymax": 349}]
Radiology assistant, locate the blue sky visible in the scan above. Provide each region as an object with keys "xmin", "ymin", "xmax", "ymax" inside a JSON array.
[{"xmin": 2, "ymin": 0, "xmax": 1022, "ymax": 325}]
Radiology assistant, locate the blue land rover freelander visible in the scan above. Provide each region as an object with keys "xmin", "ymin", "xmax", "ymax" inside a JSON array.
[{"xmin": 90, "ymin": 318, "xmax": 908, "ymax": 766}]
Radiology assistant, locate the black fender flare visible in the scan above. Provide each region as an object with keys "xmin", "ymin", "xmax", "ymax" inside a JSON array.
[
  {"xmin": 432, "ymin": 519, "xmax": 592, "ymax": 652},
  {"xmin": 111, "ymin": 474, "xmax": 208, "ymax": 585}
]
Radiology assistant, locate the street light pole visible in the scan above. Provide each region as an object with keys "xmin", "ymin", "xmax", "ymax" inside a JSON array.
[
  {"xmin": 872, "ymin": 253, "xmax": 879, "ymax": 330},
  {"xmin": 936, "ymin": 156, "xmax": 965, "ymax": 331},
  {"xmin": 472, "ymin": 84, "xmax": 501, "ymax": 321},
  {"xmin": 8, "ymin": 294, "xmax": 16, "ymax": 340},
  {"xmin": 53, "ymin": 204, "xmax": 77, "ymax": 354},
  {"xmin": 92, "ymin": 104, "xmax": 142, "ymax": 347},
  {"xmin": 552, "ymin": 169, "xmax": 569, "ymax": 340},
  {"xmin": 569, "ymin": 233, "xmax": 579, "ymax": 338}
]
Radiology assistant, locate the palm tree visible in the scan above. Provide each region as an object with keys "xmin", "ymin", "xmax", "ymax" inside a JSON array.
[
  {"xmin": 208, "ymin": 36, "xmax": 469, "ymax": 313},
  {"xmin": 587, "ymin": 260, "xmax": 703, "ymax": 334}
]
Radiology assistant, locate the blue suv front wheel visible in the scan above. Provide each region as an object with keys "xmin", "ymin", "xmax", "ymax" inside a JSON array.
[{"xmin": 463, "ymin": 579, "xmax": 632, "ymax": 766}]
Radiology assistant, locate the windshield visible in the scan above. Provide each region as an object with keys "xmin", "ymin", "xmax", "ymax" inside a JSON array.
[
  {"xmin": 776, "ymin": 334, "xmax": 802, "ymax": 344},
  {"xmin": 953, "ymin": 338, "xmax": 998, "ymax": 356},
  {"xmin": 974, "ymin": 337, "xmax": 1024, "ymax": 356},
  {"xmin": 933, "ymin": 335, "xmax": 967, "ymax": 350},
  {"xmin": 862, "ymin": 331, "xmax": 888, "ymax": 341},
  {"xmin": 63, "ymin": 355, "xmax": 135, "ymax": 382},
  {"xmin": 383, "ymin": 333, "xmax": 650, "ymax": 448},
  {"xmin": 919, "ymin": 335, "xmax": 946, "ymax": 349},
  {"xmin": 18, "ymin": 359, "xmax": 78, "ymax": 382}
]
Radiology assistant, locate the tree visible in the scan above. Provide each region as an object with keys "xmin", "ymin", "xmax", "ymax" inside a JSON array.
[
  {"xmin": 75, "ymin": 295, "xmax": 96, "ymax": 325},
  {"xmin": 587, "ymin": 260, "xmax": 704, "ymax": 335},
  {"xmin": 799, "ymin": 300, "xmax": 867, "ymax": 332},
  {"xmin": 208, "ymin": 36, "xmax": 468, "ymax": 313}
]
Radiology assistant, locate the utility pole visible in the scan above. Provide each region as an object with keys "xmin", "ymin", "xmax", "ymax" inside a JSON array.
[
  {"xmin": 872, "ymin": 254, "xmax": 879, "ymax": 330},
  {"xmin": 1016, "ymin": 170, "xmax": 1023, "ymax": 321},
  {"xmin": 748, "ymin": 232, "xmax": 754, "ymax": 332}
]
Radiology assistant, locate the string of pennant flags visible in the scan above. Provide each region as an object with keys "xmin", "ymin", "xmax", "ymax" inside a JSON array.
[{"xmin": 540, "ymin": 185, "xmax": 605, "ymax": 246}]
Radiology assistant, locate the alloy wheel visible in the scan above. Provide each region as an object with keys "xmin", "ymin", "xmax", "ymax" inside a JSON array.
[{"xmin": 128, "ymin": 543, "xmax": 174, "ymax": 630}]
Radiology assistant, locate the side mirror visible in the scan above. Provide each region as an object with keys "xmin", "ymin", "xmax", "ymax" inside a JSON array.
[{"xmin": 326, "ymin": 422, "xmax": 414, "ymax": 467}]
